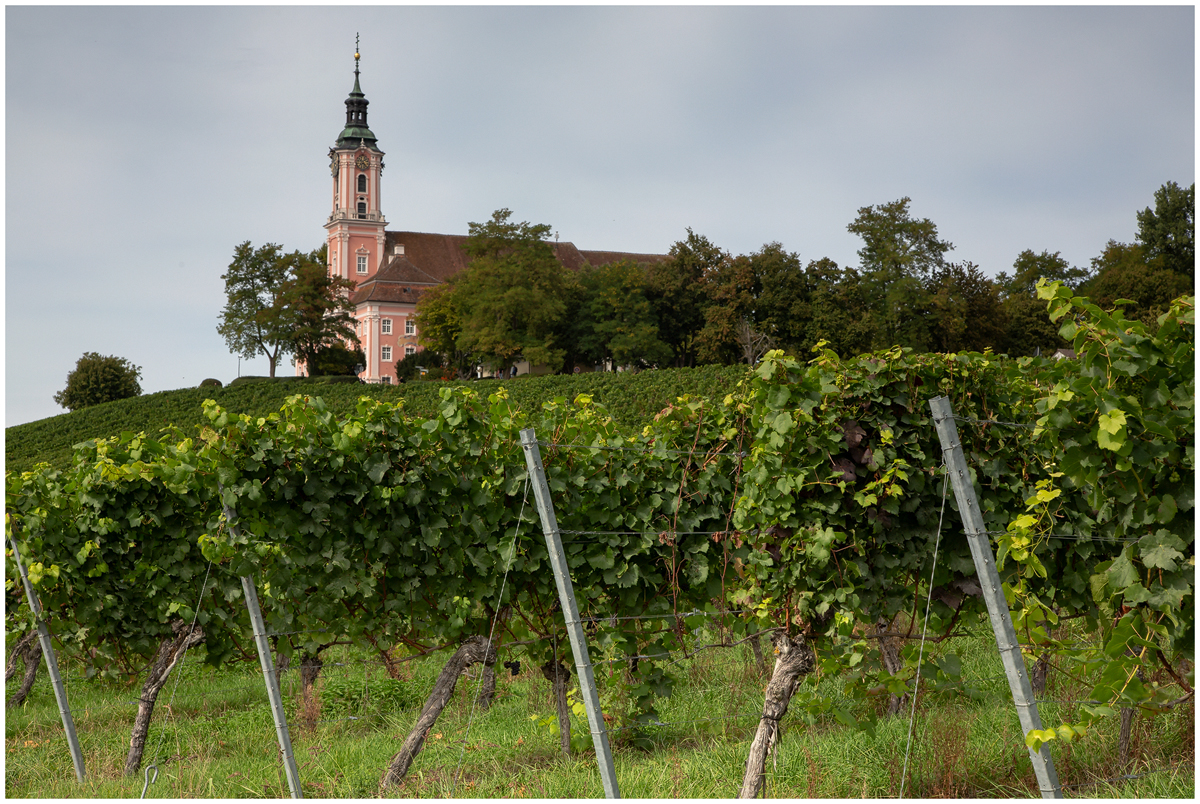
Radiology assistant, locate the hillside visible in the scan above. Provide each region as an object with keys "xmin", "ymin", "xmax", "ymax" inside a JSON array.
[{"xmin": 4, "ymin": 365, "xmax": 749, "ymax": 474}]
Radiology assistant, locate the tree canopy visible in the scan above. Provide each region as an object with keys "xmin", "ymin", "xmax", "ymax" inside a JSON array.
[
  {"xmin": 53, "ymin": 352, "xmax": 142, "ymax": 411},
  {"xmin": 216, "ymin": 241, "xmax": 361, "ymax": 377},
  {"xmin": 435, "ymin": 209, "xmax": 570, "ymax": 374}
]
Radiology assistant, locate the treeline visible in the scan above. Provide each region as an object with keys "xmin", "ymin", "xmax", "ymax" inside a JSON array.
[{"xmin": 416, "ymin": 182, "xmax": 1194, "ymax": 376}]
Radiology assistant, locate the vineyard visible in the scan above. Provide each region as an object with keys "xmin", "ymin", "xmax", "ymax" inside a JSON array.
[{"xmin": 6, "ymin": 284, "xmax": 1195, "ymax": 798}]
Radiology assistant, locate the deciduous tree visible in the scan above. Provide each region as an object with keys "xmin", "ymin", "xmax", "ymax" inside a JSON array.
[
  {"xmin": 572, "ymin": 260, "xmax": 672, "ymax": 369},
  {"xmin": 451, "ymin": 209, "xmax": 569, "ymax": 374},
  {"xmin": 847, "ymin": 197, "xmax": 952, "ymax": 351},
  {"xmin": 284, "ymin": 246, "xmax": 360, "ymax": 375},
  {"xmin": 53, "ymin": 352, "xmax": 142, "ymax": 411},
  {"xmin": 216, "ymin": 242, "xmax": 295, "ymax": 377},
  {"xmin": 647, "ymin": 229, "xmax": 726, "ymax": 367},
  {"xmin": 1136, "ymin": 180, "xmax": 1194, "ymax": 281}
]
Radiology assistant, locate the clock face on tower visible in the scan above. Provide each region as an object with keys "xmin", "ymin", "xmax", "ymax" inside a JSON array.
[{"xmin": 356, "ymin": 153, "xmax": 370, "ymax": 170}]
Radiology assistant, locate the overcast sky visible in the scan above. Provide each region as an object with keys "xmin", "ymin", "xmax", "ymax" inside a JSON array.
[{"xmin": 4, "ymin": 4, "xmax": 1195, "ymax": 427}]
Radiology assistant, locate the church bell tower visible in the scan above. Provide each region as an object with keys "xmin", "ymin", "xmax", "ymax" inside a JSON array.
[{"xmin": 325, "ymin": 38, "xmax": 387, "ymax": 285}]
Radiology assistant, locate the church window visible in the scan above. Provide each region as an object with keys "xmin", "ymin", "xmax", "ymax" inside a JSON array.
[
  {"xmin": 381, "ymin": 318, "xmax": 392, "ymax": 335},
  {"xmin": 404, "ymin": 319, "xmax": 416, "ymax": 336},
  {"xmin": 357, "ymin": 201, "xmax": 367, "ymax": 219},
  {"xmin": 405, "ymin": 345, "xmax": 416, "ymax": 357},
  {"xmin": 381, "ymin": 375, "xmax": 392, "ymax": 384},
  {"xmin": 381, "ymin": 345, "xmax": 392, "ymax": 362},
  {"xmin": 357, "ymin": 255, "xmax": 368, "ymax": 274},
  {"xmin": 357, "ymin": 174, "xmax": 367, "ymax": 193}
]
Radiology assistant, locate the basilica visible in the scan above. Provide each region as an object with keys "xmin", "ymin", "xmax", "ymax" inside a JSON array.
[{"xmin": 322, "ymin": 49, "xmax": 666, "ymax": 383}]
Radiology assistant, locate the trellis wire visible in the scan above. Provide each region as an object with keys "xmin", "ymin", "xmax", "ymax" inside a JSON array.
[
  {"xmin": 538, "ymin": 440, "xmax": 747, "ymax": 458},
  {"xmin": 899, "ymin": 460, "xmax": 949, "ymax": 799}
]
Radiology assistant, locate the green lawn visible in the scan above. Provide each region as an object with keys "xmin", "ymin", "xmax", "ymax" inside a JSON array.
[{"xmin": 5, "ymin": 624, "xmax": 1193, "ymax": 798}]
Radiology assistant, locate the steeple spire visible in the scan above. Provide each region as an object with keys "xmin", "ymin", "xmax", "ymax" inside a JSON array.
[{"xmin": 337, "ymin": 33, "xmax": 376, "ymax": 149}]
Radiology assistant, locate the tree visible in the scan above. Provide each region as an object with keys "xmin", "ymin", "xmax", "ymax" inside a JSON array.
[
  {"xmin": 53, "ymin": 352, "xmax": 142, "ymax": 411},
  {"xmin": 994, "ymin": 250, "xmax": 1085, "ymax": 357},
  {"xmin": 283, "ymin": 245, "xmax": 360, "ymax": 375},
  {"xmin": 847, "ymin": 197, "xmax": 953, "ymax": 351},
  {"xmin": 572, "ymin": 260, "xmax": 672, "ymax": 369},
  {"xmin": 1081, "ymin": 240, "xmax": 1192, "ymax": 328},
  {"xmin": 996, "ymin": 249, "xmax": 1091, "ymax": 297},
  {"xmin": 450, "ymin": 209, "xmax": 570, "ymax": 374},
  {"xmin": 924, "ymin": 261, "xmax": 1004, "ymax": 353},
  {"xmin": 647, "ymin": 229, "xmax": 726, "ymax": 367},
  {"xmin": 216, "ymin": 242, "xmax": 295, "ymax": 377},
  {"xmin": 1136, "ymin": 181, "xmax": 1194, "ymax": 281},
  {"xmin": 796, "ymin": 259, "xmax": 876, "ymax": 359},
  {"xmin": 696, "ymin": 253, "xmax": 758, "ymax": 365},
  {"xmin": 414, "ymin": 284, "xmax": 477, "ymax": 379}
]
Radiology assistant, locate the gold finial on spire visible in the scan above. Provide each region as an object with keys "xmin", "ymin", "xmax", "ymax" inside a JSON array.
[{"xmin": 355, "ymin": 33, "xmax": 360, "ymax": 62}]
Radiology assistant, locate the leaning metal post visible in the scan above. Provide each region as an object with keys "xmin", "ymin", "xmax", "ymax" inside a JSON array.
[
  {"xmin": 8, "ymin": 523, "xmax": 87, "ymax": 783},
  {"xmin": 928, "ymin": 396, "xmax": 1062, "ymax": 799},
  {"xmin": 520, "ymin": 428, "xmax": 621, "ymax": 799},
  {"xmin": 219, "ymin": 490, "xmax": 304, "ymax": 799}
]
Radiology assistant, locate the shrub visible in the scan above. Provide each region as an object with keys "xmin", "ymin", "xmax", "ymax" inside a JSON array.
[
  {"xmin": 309, "ymin": 343, "xmax": 365, "ymax": 377},
  {"xmin": 199, "ymin": 378, "xmax": 223, "ymax": 389},
  {"xmin": 53, "ymin": 352, "xmax": 142, "ymax": 412},
  {"xmin": 394, "ymin": 349, "xmax": 444, "ymax": 383}
]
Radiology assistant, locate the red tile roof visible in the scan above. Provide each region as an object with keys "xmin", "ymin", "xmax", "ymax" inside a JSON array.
[{"xmin": 350, "ymin": 230, "xmax": 668, "ymax": 306}]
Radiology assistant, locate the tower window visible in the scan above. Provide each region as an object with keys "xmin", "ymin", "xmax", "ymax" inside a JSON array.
[
  {"xmin": 357, "ymin": 255, "xmax": 368, "ymax": 274},
  {"xmin": 381, "ymin": 318, "xmax": 392, "ymax": 335},
  {"xmin": 358, "ymin": 174, "xmax": 367, "ymax": 193},
  {"xmin": 357, "ymin": 202, "xmax": 367, "ymax": 219}
]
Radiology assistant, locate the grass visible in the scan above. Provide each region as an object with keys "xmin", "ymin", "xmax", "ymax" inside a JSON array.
[{"xmin": 5, "ymin": 621, "xmax": 1194, "ymax": 798}]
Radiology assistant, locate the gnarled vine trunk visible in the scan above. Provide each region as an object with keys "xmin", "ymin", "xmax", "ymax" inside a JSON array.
[
  {"xmin": 379, "ymin": 636, "xmax": 497, "ymax": 790},
  {"xmin": 738, "ymin": 632, "xmax": 815, "ymax": 798},
  {"xmin": 541, "ymin": 659, "xmax": 573, "ymax": 755},
  {"xmin": 749, "ymin": 633, "xmax": 769, "ymax": 677},
  {"xmin": 124, "ymin": 620, "xmax": 205, "ymax": 775},
  {"xmin": 6, "ymin": 631, "xmax": 42, "ymax": 709},
  {"xmin": 875, "ymin": 616, "xmax": 906, "ymax": 716},
  {"xmin": 474, "ymin": 663, "xmax": 497, "ymax": 712}
]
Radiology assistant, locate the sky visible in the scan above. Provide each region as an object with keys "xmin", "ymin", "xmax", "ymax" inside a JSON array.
[{"xmin": 4, "ymin": 4, "xmax": 1195, "ymax": 427}]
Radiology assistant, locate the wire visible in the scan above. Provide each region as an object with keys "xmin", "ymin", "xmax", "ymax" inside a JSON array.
[
  {"xmin": 900, "ymin": 461, "xmax": 949, "ymax": 799},
  {"xmin": 540, "ymin": 440, "xmax": 746, "ymax": 458}
]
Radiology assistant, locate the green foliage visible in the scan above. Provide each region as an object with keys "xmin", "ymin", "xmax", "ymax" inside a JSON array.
[
  {"xmin": 7, "ymin": 365, "xmax": 748, "ymax": 475},
  {"xmin": 199, "ymin": 378, "xmax": 223, "ymax": 389},
  {"xmin": 216, "ymin": 242, "xmax": 296, "ymax": 378},
  {"xmin": 307, "ymin": 342, "xmax": 365, "ymax": 378},
  {"xmin": 7, "ymin": 285, "xmax": 1193, "ymax": 761},
  {"xmin": 1136, "ymin": 180, "xmax": 1194, "ymax": 281},
  {"xmin": 571, "ymin": 260, "xmax": 672, "ymax": 369},
  {"xmin": 647, "ymin": 229, "xmax": 726, "ymax": 367},
  {"xmin": 847, "ymin": 196, "xmax": 953, "ymax": 351},
  {"xmin": 448, "ymin": 209, "xmax": 570, "ymax": 373},
  {"xmin": 285, "ymin": 245, "xmax": 360, "ymax": 373},
  {"xmin": 52, "ymin": 352, "xmax": 143, "ymax": 412}
]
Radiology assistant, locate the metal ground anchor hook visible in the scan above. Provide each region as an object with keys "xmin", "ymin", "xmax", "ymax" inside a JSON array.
[{"xmin": 141, "ymin": 764, "xmax": 159, "ymax": 798}]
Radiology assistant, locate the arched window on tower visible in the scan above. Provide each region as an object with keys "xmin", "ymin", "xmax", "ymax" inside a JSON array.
[{"xmin": 357, "ymin": 174, "xmax": 367, "ymax": 193}]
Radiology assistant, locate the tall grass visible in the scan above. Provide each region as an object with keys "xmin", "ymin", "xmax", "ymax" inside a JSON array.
[{"xmin": 5, "ymin": 625, "xmax": 1194, "ymax": 798}]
